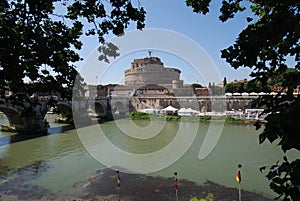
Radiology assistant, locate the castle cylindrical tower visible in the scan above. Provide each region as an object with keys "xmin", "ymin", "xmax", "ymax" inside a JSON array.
[{"xmin": 124, "ymin": 56, "xmax": 181, "ymax": 89}]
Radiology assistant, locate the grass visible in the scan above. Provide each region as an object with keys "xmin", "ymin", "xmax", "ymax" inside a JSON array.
[
  {"xmin": 190, "ymin": 192, "xmax": 215, "ymax": 201},
  {"xmin": 129, "ymin": 112, "xmax": 246, "ymax": 123},
  {"xmin": 129, "ymin": 112, "xmax": 151, "ymax": 119},
  {"xmin": 129, "ymin": 112, "xmax": 180, "ymax": 120}
]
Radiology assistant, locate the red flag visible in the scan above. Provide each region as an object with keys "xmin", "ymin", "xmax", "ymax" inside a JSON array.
[
  {"xmin": 174, "ymin": 179, "xmax": 178, "ymax": 190},
  {"xmin": 236, "ymin": 170, "xmax": 241, "ymax": 183}
]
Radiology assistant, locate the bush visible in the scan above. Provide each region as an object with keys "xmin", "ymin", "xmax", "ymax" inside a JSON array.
[
  {"xmin": 165, "ymin": 115, "xmax": 180, "ymax": 120},
  {"xmin": 225, "ymin": 116, "xmax": 245, "ymax": 123},
  {"xmin": 129, "ymin": 112, "xmax": 181, "ymax": 121},
  {"xmin": 129, "ymin": 112, "xmax": 150, "ymax": 119},
  {"xmin": 199, "ymin": 116, "xmax": 211, "ymax": 121},
  {"xmin": 190, "ymin": 193, "xmax": 215, "ymax": 201}
]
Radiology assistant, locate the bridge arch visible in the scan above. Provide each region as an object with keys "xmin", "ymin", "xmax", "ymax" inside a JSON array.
[
  {"xmin": 94, "ymin": 102, "xmax": 107, "ymax": 117},
  {"xmin": 0, "ymin": 103, "xmax": 48, "ymax": 133},
  {"xmin": 0, "ymin": 107, "xmax": 24, "ymax": 130},
  {"xmin": 53, "ymin": 103, "xmax": 73, "ymax": 122},
  {"xmin": 112, "ymin": 101, "xmax": 124, "ymax": 112}
]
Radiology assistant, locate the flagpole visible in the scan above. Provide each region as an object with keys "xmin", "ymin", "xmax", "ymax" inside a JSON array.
[
  {"xmin": 116, "ymin": 170, "xmax": 121, "ymax": 200},
  {"xmin": 174, "ymin": 172, "xmax": 179, "ymax": 201},
  {"xmin": 236, "ymin": 164, "xmax": 242, "ymax": 201},
  {"xmin": 238, "ymin": 183, "xmax": 241, "ymax": 201}
]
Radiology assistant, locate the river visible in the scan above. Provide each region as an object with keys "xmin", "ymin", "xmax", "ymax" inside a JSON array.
[{"xmin": 0, "ymin": 114, "xmax": 298, "ymax": 200}]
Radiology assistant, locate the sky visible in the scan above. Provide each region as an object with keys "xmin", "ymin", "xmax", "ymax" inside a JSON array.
[{"xmin": 76, "ymin": 0, "xmax": 255, "ymax": 86}]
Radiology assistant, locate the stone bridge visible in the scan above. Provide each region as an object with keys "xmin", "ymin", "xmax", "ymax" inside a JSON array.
[
  {"xmin": 0, "ymin": 99, "xmax": 73, "ymax": 133},
  {"xmin": 0, "ymin": 97, "xmax": 131, "ymax": 133},
  {"xmin": 0, "ymin": 96, "xmax": 257, "ymax": 133},
  {"xmin": 0, "ymin": 99, "xmax": 49, "ymax": 133}
]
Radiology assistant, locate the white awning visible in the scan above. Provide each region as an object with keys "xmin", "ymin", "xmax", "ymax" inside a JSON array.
[
  {"xmin": 258, "ymin": 92, "xmax": 267, "ymax": 95},
  {"xmin": 233, "ymin": 92, "xmax": 241, "ymax": 96},
  {"xmin": 250, "ymin": 92, "xmax": 258, "ymax": 96},
  {"xmin": 161, "ymin": 105, "xmax": 178, "ymax": 112}
]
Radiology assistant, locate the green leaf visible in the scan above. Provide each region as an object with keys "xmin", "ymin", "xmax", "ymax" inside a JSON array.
[{"xmin": 259, "ymin": 166, "xmax": 267, "ymax": 173}]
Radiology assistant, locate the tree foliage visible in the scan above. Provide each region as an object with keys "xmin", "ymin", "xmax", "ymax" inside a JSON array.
[
  {"xmin": 0, "ymin": 0, "xmax": 145, "ymax": 101},
  {"xmin": 223, "ymin": 77, "xmax": 227, "ymax": 87},
  {"xmin": 191, "ymin": 83, "xmax": 204, "ymax": 88},
  {"xmin": 224, "ymin": 78, "xmax": 272, "ymax": 93},
  {"xmin": 186, "ymin": 0, "xmax": 300, "ymax": 200}
]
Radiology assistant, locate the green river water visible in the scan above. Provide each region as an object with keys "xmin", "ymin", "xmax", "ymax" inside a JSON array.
[{"xmin": 0, "ymin": 114, "xmax": 298, "ymax": 199}]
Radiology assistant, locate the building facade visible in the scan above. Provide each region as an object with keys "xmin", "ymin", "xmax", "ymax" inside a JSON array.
[
  {"xmin": 124, "ymin": 56, "xmax": 182, "ymax": 90},
  {"xmin": 85, "ymin": 55, "xmax": 212, "ymax": 98}
]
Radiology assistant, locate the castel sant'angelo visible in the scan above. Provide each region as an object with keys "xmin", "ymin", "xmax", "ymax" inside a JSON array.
[
  {"xmin": 124, "ymin": 53, "xmax": 183, "ymax": 90},
  {"xmin": 85, "ymin": 53, "xmax": 210, "ymax": 98},
  {"xmin": 119, "ymin": 52, "xmax": 201, "ymax": 96}
]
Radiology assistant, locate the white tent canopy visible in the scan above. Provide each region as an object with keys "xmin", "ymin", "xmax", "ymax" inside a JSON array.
[
  {"xmin": 160, "ymin": 106, "xmax": 179, "ymax": 115},
  {"xmin": 178, "ymin": 108, "xmax": 200, "ymax": 116},
  {"xmin": 258, "ymin": 92, "xmax": 267, "ymax": 95},
  {"xmin": 141, "ymin": 108, "xmax": 161, "ymax": 114},
  {"xmin": 161, "ymin": 105, "xmax": 178, "ymax": 112},
  {"xmin": 233, "ymin": 92, "xmax": 241, "ymax": 96}
]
